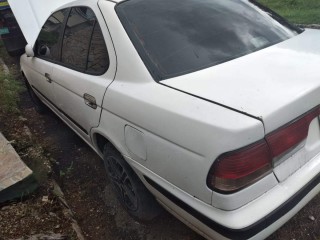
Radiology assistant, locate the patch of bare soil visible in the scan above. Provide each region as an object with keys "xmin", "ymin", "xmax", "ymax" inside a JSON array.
[
  {"xmin": 0, "ymin": 48, "xmax": 319, "ymax": 240},
  {"xmin": 0, "ymin": 53, "xmax": 75, "ymax": 239},
  {"xmin": 0, "ymin": 190, "xmax": 73, "ymax": 239},
  {"xmin": 0, "ymin": 105, "xmax": 76, "ymax": 239}
]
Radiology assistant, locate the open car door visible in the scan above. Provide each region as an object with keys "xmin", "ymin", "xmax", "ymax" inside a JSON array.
[{"xmin": 8, "ymin": 0, "xmax": 74, "ymax": 46}]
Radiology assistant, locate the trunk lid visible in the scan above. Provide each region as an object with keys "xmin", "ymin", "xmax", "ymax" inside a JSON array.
[{"xmin": 163, "ymin": 29, "xmax": 320, "ymax": 134}]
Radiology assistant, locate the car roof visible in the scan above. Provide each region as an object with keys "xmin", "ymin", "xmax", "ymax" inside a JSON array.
[{"xmin": 102, "ymin": 0, "xmax": 124, "ymax": 3}]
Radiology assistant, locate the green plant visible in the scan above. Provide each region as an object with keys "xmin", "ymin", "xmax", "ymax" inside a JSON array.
[
  {"xmin": 59, "ymin": 161, "xmax": 74, "ymax": 178},
  {"xmin": 0, "ymin": 41, "xmax": 23, "ymax": 114},
  {"xmin": 0, "ymin": 71, "xmax": 22, "ymax": 113}
]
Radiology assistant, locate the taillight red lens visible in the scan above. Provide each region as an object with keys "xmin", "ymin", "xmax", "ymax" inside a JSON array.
[
  {"xmin": 207, "ymin": 140, "xmax": 272, "ymax": 193},
  {"xmin": 207, "ymin": 107, "xmax": 320, "ymax": 194},
  {"xmin": 266, "ymin": 107, "xmax": 320, "ymax": 158}
]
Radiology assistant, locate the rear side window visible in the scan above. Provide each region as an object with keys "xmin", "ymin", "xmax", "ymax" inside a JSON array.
[
  {"xmin": 36, "ymin": 9, "xmax": 69, "ymax": 61},
  {"xmin": 116, "ymin": 0, "xmax": 301, "ymax": 81},
  {"xmin": 61, "ymin": 7, "xmax": 95, "ymax": 71},
  {"xmin": 87, "ymin": 23, "xmax": 110, "ymax": 75}
]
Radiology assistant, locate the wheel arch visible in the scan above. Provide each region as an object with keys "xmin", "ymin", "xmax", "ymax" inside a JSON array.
[
  {"xmin": 21, "ymin": 70, "xmax": 27, "ymax": 83},
  {"xmin": 21, "ymin": 70, "xmax": 32, "ymax": 91},
  {"xmin": 92, "ymin": 131, "xmax": 128, "ymax": 159},
  {"xmin": 95, "ymin": 131, "xmax": 162, "ymax": 221},
  {"xmin": 94, "ymin": 132, "xmax": 110, "ymax": 156}
]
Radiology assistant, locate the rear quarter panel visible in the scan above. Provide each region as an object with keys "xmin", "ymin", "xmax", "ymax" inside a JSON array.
[{"xmin": 95, "ymin": 0, "xmax": 268, "ymax": 206}]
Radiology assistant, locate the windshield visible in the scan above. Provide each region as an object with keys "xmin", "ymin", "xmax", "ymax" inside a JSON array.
[{"xmin": 116, "ymin": 0, "xmax": 301, "ymax": 81}]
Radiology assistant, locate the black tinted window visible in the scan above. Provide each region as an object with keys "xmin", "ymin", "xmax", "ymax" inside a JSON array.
[
  {"xmin": 61, "ymin": 7, "xmax": 95, "ymax": 71},
  {"xmin": 116, "ymin": 0, "xmax": 301, "ymax": 81},
  {"xmin": 87, "ymin": 23, "xmax": 109, "ymax": 74},
  {"xmin": 36, "ymin": 9, "xmax": 69, "ymax": 61}
]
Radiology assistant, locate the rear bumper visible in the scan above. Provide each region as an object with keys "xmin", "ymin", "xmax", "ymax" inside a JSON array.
[
  {"xmin": 145, "ymin": 173, "xmax": 320, "ymax": 239},
  {"xmin": 126, "ymin": 149, "xmax": 320, "ymax": 240}
]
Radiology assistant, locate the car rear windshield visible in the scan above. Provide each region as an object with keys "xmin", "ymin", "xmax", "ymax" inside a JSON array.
[{"xmin": 116, "ymin": 0, "xmax": 301, "ymax": 81}]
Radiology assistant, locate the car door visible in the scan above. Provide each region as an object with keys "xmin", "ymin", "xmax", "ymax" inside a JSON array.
[
  {"xmin": 50, "ymin": 6, "xmax": 116, "ymax": 142},
  {"xmin": 24, "ymin": 9, "xmax": 70, "ymax": 104}
]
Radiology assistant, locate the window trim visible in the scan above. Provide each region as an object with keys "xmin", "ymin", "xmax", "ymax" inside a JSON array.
[
  {"xmin": 34, "ymin": 6, "xmax": 110, "ymax": 77},
  {"xmin": 34, "ymin": 8, "xmax": 71, "ymax": 63},
  {"xmin": 85, "ymin": 20, "xmax": 97, "ymax": 71},
  {"xmin": 58, "ymin": 8, "xmax": 72, "ymax": 62},
  {"xmin": 85, "ymin": 21, "xmax": 110, "ymax": 76}
]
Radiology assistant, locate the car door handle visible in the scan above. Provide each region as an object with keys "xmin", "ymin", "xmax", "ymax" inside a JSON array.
[
  {"xmin": 45, "ymin": 73, "xmax": 52, "ymax": 83},
  {"xmin": 84, "ymin": 93, "xmax": 97, "ymax": 109}
]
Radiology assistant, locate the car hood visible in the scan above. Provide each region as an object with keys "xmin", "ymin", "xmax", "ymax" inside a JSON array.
[
  {"xmin": 8, "ymin": 0, "xmax": 75, "ymax": 45},
  {"xmin": 163, "ymin": 29, "xmax": 320, "ymax": 133}
]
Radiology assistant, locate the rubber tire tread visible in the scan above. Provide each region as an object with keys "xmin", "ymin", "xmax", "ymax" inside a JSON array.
[{"xmin": 103, "ymin": 143, "xmax": 162, "ymax": 221}]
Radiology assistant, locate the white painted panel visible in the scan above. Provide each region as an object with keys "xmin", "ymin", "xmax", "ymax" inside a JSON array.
[
  {"xmin": 164, "ymin": 29, "xmax": 320, "ymax": 133},
  {"xmin": 125, "ymin": 125, "xmax": 147, "ymax": 161},
  {"xmin": 274, "ymin": 118, "xmax": 320, "ymax": 182}
]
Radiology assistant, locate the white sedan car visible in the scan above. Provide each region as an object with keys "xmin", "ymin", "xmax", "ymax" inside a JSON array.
[{"xmin": 9, "ymin": 0, "xmax": 320, "ymax": 239}]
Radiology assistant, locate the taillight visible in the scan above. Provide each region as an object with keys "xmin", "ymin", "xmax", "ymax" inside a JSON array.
[
  {"xmin": 207, "ymin": 107, "xmax": 320, "ymax": 194},
  {"xmin": 207, "ymin": 141, "xmax": 272, "ymax": 193},
  {"xmin": 266, "ymin": 107, "xmax": 320, "ymax": 160}
]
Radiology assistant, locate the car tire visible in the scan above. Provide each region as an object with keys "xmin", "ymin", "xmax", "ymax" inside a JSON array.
[
  {"xmin": 24, "ymin": 77, "xmax": 47, "ymax": 114},
  {"xmin": 103, "ymin": 143, "xmax": 162, "ymax": 221}
]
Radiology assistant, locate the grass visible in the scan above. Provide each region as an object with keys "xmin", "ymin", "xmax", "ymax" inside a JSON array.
[
  {"xmin": 258, "ymin": 0, "xmax": 320, "ymax": 24},
  {"xmin": 0, "ymin": 71, "xmax": 22, "ymax": 113},
  {"xmin": 0, "ymin": 42, "xmax": 22, "ymax": 114}
]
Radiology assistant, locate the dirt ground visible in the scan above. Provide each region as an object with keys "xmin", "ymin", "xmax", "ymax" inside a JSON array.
[{"xmin": 0, "ymin": 50, "xmax": 320, "ymax": 240}]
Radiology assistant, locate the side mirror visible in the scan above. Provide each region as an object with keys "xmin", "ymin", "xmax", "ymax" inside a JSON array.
[
  {"xmin": 25, "ymin": 44, "xmax": 34, "ymax": 57},
  {"xmin": 38, "ymin": 45, "xmax": 50, "ymax": 57}
]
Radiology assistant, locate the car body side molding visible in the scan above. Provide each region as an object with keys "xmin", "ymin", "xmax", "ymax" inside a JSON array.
[{"xmin": 32, "ymin": 86, "xmax": 88, "ymax": 135}]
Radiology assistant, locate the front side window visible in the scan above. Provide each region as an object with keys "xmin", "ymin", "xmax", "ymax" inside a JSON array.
[
  {"xmin": 36, "ymin": 9, "xmax": 69, "ymax": 61},
  {"xmin": 116, "ymin": 0, "xmax": 301, "ymax": 81}
]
